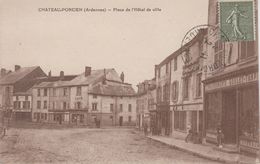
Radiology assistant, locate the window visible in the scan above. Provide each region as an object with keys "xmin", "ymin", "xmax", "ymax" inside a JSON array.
[
  {"xmin": 183, "ymin": 76, "xmax": 190, "ymax": 100},
  {"xmin": 128, "ymin": 104, "xmax": 132, "ymax": 112},
  {"xmin": 43, "ymin": 101, "xmax": 47, "ymax": 109},
  {"xmin": 163, "ymin": 83, "xmax": 170, "ymax": 102},
  {"xmin": 76, "ymin": 86, "xmax": 82, "ymax": 96},
  {"xmin": 53, "ymin": 88, "xmax": 56, "ymax": 96},
  {"xmin": 44, "ymin": 88, "xmax": 47, "ymax": 96},
  {"xmin": 157, "ymin": 87, "xmax": 162, "ymax": 102},
  {"xmin": 33, "ymin": 113, "xmax": 37, "ymax": 119},
  {"xmin": 120, "ymin": 104, "xmax": 123, "ymax": 112},
  {"xmin": 171, "ymin": 81, "xmax": 179, "ymax": 101},
  {"xmin": 63, "ymin": 88, "xmax": 68, "ymax": 96},
  {"xmin": 128, "ymin": 116, "xmax": 132, "ymax": 122},
  {"xmin": 37, "ymin": 89, "xmax": 41, "ymax": 97},
  {"xmin": 174, "ymin": 111, "xmax": 186, "ymax": 131},
  {"xmin": 37, "ymin": 101, "xmax": 41, "ymax": 109},
  {"xmin": 92, "ymin": 103, "xmax": 97, "ymax": 111},
  {"xmin": 52, "ymin": 102, "xmax": 55, "ymax": 109},
  {"xmin": 240, "ymin": 41, "xmax": 255, "ymax": 60},
  {"xmin": 23, "ymin": 101, "xmax": 26, "ymax": 109},
  {"xmin": 25, "ymin": 96, "xmax": 28, "ymax": 101},
  {"xmin": 174, "ymin": 57, "xmax": 177, "ymax": 71},
  {"xmin": 16, "ymin": 96, "xmax": 19, "ymax": 100},
  {"xmin": 166, "ymin": 63, "xmax": 169, "ymax": 74},
  {"xmin": 41, "ymin": 113, "xmax": 44, "ymax": 119},
  {"xmin": 63, "ymin": 102, "xmax": 67, "ymax": 109},
  {"xmin": 44, "ymin": 113, "xmax": 47, "ymax": 120},
  {"xmin": 110, "ymin": 104, "xmax": 114, "ymax": 112},
  {"xmin": 93, "ymin": 95, "xmax": 97, "ymax": 99},
  {"xmin": 76, "ymin": 102, "xmax": 81, "ymax": 109},
  {"xmin": 158, "ymin": 68, "xmax": 161, "ymax": 78},
  {"xmin": 196, "ymin": 74, "xmax": 202, "ymax": 97},
  {"xmin": 214, "ymin": 40, "xmax": 224, "ymax": 67}
]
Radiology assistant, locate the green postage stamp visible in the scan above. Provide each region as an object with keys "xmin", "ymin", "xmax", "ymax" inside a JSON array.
[{"xmin": 219, "ymin": 0, "xmax": 256, "ymax": 41}]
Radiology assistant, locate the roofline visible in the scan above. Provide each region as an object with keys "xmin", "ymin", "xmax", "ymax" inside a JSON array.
[
  {"xmin": 157, "ymin": 29, "xmax": 207, "ymax": 67},
  {"xmin": 88, "ymin": 92, "xmax": 136, "ymax": 97}
]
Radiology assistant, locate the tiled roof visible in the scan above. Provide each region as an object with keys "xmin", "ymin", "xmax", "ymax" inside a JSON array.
[
  {"xmin": 62, "ymin": 69, "xmax": 121, "ymax": 86},
  {"xmin": 89, "ymin": 83, "xmax": 136, "ymax": 96},
  {"xmin": 0, "ymin": 66, "xmax": 39, "ymax": 85}
]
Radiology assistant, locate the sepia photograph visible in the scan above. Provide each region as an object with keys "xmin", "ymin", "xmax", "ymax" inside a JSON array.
[{"xmin": 0, "ymin": 0, "xmax": 259, "ymax": 163}]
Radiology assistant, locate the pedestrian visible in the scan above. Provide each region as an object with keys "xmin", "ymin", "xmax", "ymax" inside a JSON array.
[
  {"xmin": 185, "ymin": 124, "xmax": 192, "ymax": 143},
  {"xmin": 217, "ymin": 127, "xmax": 224, "ymax": 148},
  {"xmin": 144, "ymin": 122, "xmax": 148, "ymax": 136}
]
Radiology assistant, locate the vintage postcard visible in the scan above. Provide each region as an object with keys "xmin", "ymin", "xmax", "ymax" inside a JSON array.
[{"xmin": 0, "ymin": 0, "xmax": 259, "ymax": 163}]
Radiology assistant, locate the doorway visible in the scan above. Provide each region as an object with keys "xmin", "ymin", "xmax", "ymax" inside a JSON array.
[
  {"xmin": 119, "ymin": 116, "xmax": 123, "ymax": 126},
  {"xmin": 222, "ymin": 90, "xmax": 237, "ymax": 144}
]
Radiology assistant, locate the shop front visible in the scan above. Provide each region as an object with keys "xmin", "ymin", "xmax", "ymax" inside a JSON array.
[
  {"xmin": 204, "ymin": 68, "xmax": 259, "ymax": 153},
  {"xmin": 156, "ymin": 104, "xmax": 171, "ymax": 136}
]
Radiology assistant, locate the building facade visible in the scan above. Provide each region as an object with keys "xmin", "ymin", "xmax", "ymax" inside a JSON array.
[
  {"xmin": 136, "ymin": 79, "xmax": 156, "ymax": 131},
  {"xmin": 32, "ymin": 67, "xmax": 136, "ymax": 126},
  {"xmin": 203, "ymin": 0, "xmax": 259, "ymax": 153}
]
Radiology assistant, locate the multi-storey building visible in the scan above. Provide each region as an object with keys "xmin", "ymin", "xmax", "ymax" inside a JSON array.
[
  {"xmin": 136, "ymin": 78, "xmax": 156, "ymax": 131},
  {"xmin": 32, "ymin": 67, "xmax": 136, "ymax": 126},
  {"xmin": 203, "ymin": 0, "xmax": 258, "ymax": 154},
  {"xmin": 0, "ymin": 65, "xmax": 46, "ymax": 121},
  {"xmin": 171, "ymin": 29, "xmax": 206, "ymax": 139},
  {"xmin": 154, "ymin": 59, "xmax": 171, "ymax": 135}
]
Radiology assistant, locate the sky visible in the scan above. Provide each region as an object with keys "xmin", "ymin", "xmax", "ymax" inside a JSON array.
[{"xmin": 0, "ymin": 0, "xmax": 208, "ymax": 89}]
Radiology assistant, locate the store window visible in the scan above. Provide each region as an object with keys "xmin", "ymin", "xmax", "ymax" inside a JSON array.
[
  {"xmin": 174, "ymin": 111, "xmax": 186, "ymax": 131},
  {"xmin": 206, "ymin": 92, "xmax": 222, "ymax": 132},
  {"xmin": 240, "ymin": 86, "xmax": 259, "ymax": 140}
]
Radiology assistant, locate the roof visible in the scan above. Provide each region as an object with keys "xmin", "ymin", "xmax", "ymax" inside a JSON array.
[
  {"xmin": 33, "ymin": 80, "xmax": 72, "ymax": 88},
  {"xmin": 89, "ymin": 83, "xmax": 136, "ymax": 96},
  {"xmin": 0, "ymin": 66, "xmax": 39, "ymax": 85},
  {"xmin": 157, "ymin": 28, "xmax": 207, "ymax": 67},
  {"xmin": 62, "ymin": 68, "xmax": 122, "ymax": 87}
]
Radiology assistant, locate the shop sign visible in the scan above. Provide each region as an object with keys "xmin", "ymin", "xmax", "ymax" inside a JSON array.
[
  {"xmin": 240, "ymin": 139, "xmax": 259, "ymax": 149},
  {"xmin": 205, "ymin": 72, "xmax": 258, "ymax": 91}
]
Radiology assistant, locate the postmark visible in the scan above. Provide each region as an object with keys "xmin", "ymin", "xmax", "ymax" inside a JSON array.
[{"xmin": 218, "ymin": 0, "xmax": 256, "ymax": 41}]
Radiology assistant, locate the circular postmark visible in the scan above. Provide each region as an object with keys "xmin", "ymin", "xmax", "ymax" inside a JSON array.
[{"xmin": 180, "ymin": 24, "xmax": 230, "ymax": 73}]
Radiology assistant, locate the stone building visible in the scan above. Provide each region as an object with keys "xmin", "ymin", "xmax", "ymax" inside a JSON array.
[
  {"xmin": 0, "ymin": 65, "xmax": 46, "ymax": 121},
  {"xmin": 32, "ymin": 67, "xmax": 136, "ymax": 126},
  {"xmin": 203, "ymin": 0, "xmax": 258, "ymax": 154},
  {"xmin": 136, "ymin": 78, "xmax": 156, "ymax": 131}
]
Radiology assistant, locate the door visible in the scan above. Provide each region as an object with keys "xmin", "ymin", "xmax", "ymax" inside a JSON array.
[
  {"xmin": 222, "ymin": 90, "xmax": 237, "ymax": 144},
  {"xmin": 119, "ymin": 116, "xmax": 123, "ymax": 126}
]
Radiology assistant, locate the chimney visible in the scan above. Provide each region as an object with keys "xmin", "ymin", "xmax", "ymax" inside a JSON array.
[
  {"xmin": 1, "ymin": 68, "xmax": 6, "ymax": 77},
  {"xmin": 15, "ymin": 65, "xmax": 21, "ymax": 71},
  {"xmin": 48, "ymin": 71, "xmax": 52, "ymax": 77},
  {"xmin": 85, "ymin": 66, "xmax": 91, "ymax": 77},
  {"xmin": 120, "ymin": 72, "xmax": 124, "ymax": 83},
  {"xmin": 60, "ymin": 71, "xmax": 64, "ymax": 79}
]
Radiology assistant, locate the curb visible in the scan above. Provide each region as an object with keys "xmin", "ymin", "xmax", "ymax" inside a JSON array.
[{"xmin": 147, "ymin": 136, "xmax": 245, "ymax": 164}]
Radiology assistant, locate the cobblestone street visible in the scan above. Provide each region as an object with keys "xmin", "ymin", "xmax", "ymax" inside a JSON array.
[{"xmin": 0, "ymin": 128, "xmax": 221, "ymax": 164}]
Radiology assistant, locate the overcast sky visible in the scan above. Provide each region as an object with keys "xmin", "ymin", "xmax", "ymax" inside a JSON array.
[{"xmin": 0, "ymin": 0, "xmax": 208, "ymax": 88}]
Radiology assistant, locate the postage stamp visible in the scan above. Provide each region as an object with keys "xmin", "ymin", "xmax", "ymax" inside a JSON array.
[{"xmin": 218, "ymin": 0, "xmax": 255, "ymax": 41}]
